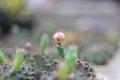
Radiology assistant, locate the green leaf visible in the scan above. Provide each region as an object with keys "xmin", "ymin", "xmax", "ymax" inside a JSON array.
[
  {"xmin": 40, "ymin": 34, "xmax": 49, "ymax": 53},
  {"xmin": 11, "ymin": 48, "xmax": 24, "ymax": 72},
  {"xmin": 57, "ymin": 46, "xmax": 65, "ymax": 58},
  {"xmin": 65, "ymin": 45, "xmax": 77, "ymax": 73},
  {"xmin": 0, "ymin": 50, "xmax": 6, "ymax": 63}
]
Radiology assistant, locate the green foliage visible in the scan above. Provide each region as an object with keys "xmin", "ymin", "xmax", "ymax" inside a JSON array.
[
  {"xmin": 0, "ymin": 50, "xmax": 6, "ymax": 63},
  {"xmin": 40, "ymin": 34, "xmax": 49, "ymax": 53},
  {"xmin": 11, "ymin": 48, "xmax": 25, "ymax": 72},
  {"xmin": 0, "ymin": 32, "xmax": 97, "ymax": 80},
  {"xmin": 65, "ymin": 45, "xmax": 77, "ymax": 73}
]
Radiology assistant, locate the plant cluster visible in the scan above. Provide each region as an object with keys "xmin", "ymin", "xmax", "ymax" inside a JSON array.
[{"xmin": 0, "ymin": 32, "xmax": 97, "ymax": 80}]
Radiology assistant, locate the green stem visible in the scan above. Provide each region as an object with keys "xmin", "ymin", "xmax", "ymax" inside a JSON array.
[{"xmin": 57, "ymin": 46, "xmax": 65, "ymax": 59}]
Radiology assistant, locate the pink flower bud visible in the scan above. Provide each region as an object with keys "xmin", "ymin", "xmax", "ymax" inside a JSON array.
[{"xmin": 52, "ymin": 32, "xmax": 66, "ymax": 47}]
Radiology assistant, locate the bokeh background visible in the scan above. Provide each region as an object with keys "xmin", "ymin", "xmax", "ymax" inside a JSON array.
[{"xmin": 0, "ymin": 0, "xmax": 120, "ymax": 80}]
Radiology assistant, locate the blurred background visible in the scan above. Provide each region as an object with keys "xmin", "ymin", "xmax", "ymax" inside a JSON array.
[{"xmin": 0, "ymin": 0, "xmax": 120, "ymax": 80}]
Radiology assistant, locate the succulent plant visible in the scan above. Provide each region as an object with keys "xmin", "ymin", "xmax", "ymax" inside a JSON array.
[
  {"xmin": 40, "ymin": 34, "xmax": 49, "ymax": 53},
  {"xmin": 52, "ymin": 32, "xmax": 66, "ymax": 58},
  {"xmin": 0, "ymin": 50, "xmax": 6, "ymax": 63},
  {"xmin": 0, "ymin": 32, "xmax": 98, "ymax": 80},
  {"xmin": 65, "ymin": 45, "xmax": 77, "ymax": 73},
  {"xmin": 11, "ymin": 48, "xmax": 25, "ymax": 72}
]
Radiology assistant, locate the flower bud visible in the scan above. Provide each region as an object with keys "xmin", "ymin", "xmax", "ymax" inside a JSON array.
[{"xmin": 52, "ymin": 32, "xmax": 66, "ymax": 47}]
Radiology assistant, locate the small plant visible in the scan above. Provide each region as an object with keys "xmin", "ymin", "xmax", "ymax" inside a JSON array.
[
  {"xmin": 0, "ymin": 32, "xmax": 98, "ymax": 80},
  {"xmin": 40, "ymin": 34, "xmax": 49, "ymax": 53},
  {"xmin": 52, "ymin": 32, "xmax": 66, "ymax": 58},
  {"xmin": 11, "ymin": 48, "xmax": 25, "ymax": 72},
  {"xmin": 0, "ymin": 50, "xmax": 6, "ymax": 63},
  {"xmin": 65, "ymin": 45, "xmax": 77, "ymax": 73}
]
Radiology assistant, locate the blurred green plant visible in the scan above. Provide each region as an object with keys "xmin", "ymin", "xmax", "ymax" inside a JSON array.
[
  {"xmin": 11, "ymin": 48, "xmax": 25, "ymax": 72},
  {"xmin": 58, "ymin": 62, "xmax": 68, "ymax": 80},
  {"xmin": 0, "ymin": 50, "xmax": 6, "ymax": 63},
  {"xmin": 40, "ymin": 34, "xmax": 49, "ymax": 53},
  {"xmin": 65, "ymin": 45, "xmax": 77, "ymax": 73},
  {"xmin": 0, "ymin": 32, "xmax": 96, "ymax": 80}
]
